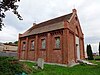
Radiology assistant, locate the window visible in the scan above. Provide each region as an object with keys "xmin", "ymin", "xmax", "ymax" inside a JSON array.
[
  {"xmin": 55, "ymin": 37, "xmax": 60, "ymax": 49},
  {"xmin": 30, "ymin": 40, "xmax": 34, "ymax": 50},
  {"xmin": 22, "ymin": 42, "xmax": 26, "ymax": 50},
  {"xmin": 41, "ymin": 39, "xmax": 46, "ymax": 49}
]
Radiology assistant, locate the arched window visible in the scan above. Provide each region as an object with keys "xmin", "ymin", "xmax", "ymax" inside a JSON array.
[
  {"xmin": 41, "ymin": 39, "xmax": 46, "ymax": 49},
  {"xmin": 55, "ymin": 37, "xmax": 60, "ymax": 49},
  {"xmin": 30, "ymin": 40, "xmax": 34, "ymax": 50},
  {"xmin": 22, "ymin": 42, "xmax": 26, "ymax": 50}
]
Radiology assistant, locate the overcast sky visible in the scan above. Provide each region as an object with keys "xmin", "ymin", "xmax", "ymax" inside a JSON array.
[{"xmin": 0, "ymin": 0, "xmax": 100, "ymax": 52}]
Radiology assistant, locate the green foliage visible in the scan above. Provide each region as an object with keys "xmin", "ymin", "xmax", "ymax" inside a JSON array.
[
  {"xmin": 86, "ymin": 44, "xmax": 94, "ymax": 60},
  {"xmin": 14, "ymin": 41, "xmax": 18, "ymax": 45},
  {"xmin": 0, "ymin": 56, "xmax": 25, "ymax": 75},
  {"xmin": 4, "ymin": 41, "xmax": 18, "ymax": 45},
  {"xmin": 8, "ymin": 42, "xmax": 13, "ymax": 44}
]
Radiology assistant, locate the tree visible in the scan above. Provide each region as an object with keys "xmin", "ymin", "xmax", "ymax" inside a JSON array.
[
  {"xmin": 8, "ymin": 42, "xmax": 13, "ymax": 45},
  {"xmin": 14, "ymin": 41, "xmax": 18, "ymax": 45},
  {"xmin": 0, "ymin": 0, "xmax": 22, "ymax": 31},
  {"xmin": 86, "ymin": 44, "xmax": 94, "ymax": 60},
  {"xmin": 99, "ymin": 42, "xmax": 100, "ymax": 56}
]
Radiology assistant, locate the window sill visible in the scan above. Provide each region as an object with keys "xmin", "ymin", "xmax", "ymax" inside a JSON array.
[
  {"xmin": 40, "ymin": 49, "xmax": 46, "ymax": 51},
  {"xmin": 22, "ymin": 50, "xmax": 25, "ymax": 51},
  {"xmin": 53, "ymin": 48, "xmax": 61, "ymax": 50},
  {"xmin": 30, "ymin": 49, "xmax": 35, "ymax": 51}
]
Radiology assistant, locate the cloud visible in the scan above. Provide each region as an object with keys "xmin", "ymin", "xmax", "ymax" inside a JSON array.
[
  {"xmin": 0, "ymin": 26, "xmax": 18, "ymax": 42},
  {"xmin": 85, "ymin": 36, "xmax": 100, "ymax": 44}
]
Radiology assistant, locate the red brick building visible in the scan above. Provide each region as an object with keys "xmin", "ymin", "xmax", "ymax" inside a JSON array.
[{"xmin": 18, "ymin": 9, "xmax": 85, "ymax": 64}]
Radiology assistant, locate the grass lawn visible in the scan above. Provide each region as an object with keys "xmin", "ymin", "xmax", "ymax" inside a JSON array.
[
  {"xmin": 94, "ymin": 56, "xmax": 100, "ymax": 59},
  {"xmin": 22, "ymin": 60, "xmax": 100, "ymax": 75}
]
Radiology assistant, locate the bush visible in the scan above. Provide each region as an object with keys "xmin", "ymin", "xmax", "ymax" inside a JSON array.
[{"xmin": 0, "ymin": 56, "xmax": 26, "ymax": 75}]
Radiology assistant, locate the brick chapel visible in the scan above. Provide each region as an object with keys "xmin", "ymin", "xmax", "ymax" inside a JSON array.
[{"xmin": 18, "ymin": 9, "xmax": 85, "ymax": 64}]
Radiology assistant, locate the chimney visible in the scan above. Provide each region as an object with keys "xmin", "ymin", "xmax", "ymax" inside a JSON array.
[{"xmin": 33, "ymin": 23, "xmax": 36, "ymax": 26}]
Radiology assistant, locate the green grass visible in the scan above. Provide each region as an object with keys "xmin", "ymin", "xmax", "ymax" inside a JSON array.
[
  {"xmin": 94, "ymin": 56, "xmax": 100, "ymax": 59},
  {"xmin": 22, "ymin": 60, "xmax": 100, "ymax": 75},
  {"xmin": 1, "ymin": 56, "xmax": 100, "ymax": 75},
  {"xmin": 22, "ymin": 61, "xmax": 36, "ymax": 68}
]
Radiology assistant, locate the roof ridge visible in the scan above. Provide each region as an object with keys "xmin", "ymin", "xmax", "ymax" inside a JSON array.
[
  {"xmin": 30, "ymin": 13, "xmax": 72, "ymax": 29},
  {"xmin": 21, "ymin": 13, "xmax": 73, "ymax": 37}
]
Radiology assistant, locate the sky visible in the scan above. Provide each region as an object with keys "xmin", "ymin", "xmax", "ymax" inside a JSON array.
[{"xmin": 0, "ymin": 0, "xmax": 100, "ymax": 52}]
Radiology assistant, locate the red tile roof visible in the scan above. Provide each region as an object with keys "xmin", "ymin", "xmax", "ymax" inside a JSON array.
[{"xmin": 20, "ymin": 13, "xmax": 73, "ymax": 37}]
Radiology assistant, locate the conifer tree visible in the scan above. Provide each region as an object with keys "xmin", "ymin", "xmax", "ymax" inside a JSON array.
[
  {"xmin": 99, "ymin": 42, "xmax": 100, "ymax": 56},
  {"xmin": 86, "ymin": 44, "xmax": 94, "ymax": 60}
]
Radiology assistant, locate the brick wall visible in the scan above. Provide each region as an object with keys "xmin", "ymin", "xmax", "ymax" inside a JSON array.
[{"xmin": 18, "ymin": 11, "xmax": 85, "ymax": 64}]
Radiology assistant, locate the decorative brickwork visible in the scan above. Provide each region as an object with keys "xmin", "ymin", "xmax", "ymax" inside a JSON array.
[{"xmin": 18, "ymin": 9, "xmax": 85, "ymax": 64}]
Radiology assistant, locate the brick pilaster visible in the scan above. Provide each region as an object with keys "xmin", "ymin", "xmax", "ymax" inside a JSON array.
[
  {"xmin": 25, "ymin": 37, "xmax": 29, "ymax": 60},
  {"xmin": 46, "ymin": 33, "xmax": 51, "ymax": 62},
  {"xmin": 18, "ymin": 34, "xmax": 21, "ymax": 59},
  {"xmin": 62, "ymin": 29, "xmax": 68, "ymax": 64},
  {"xmin": 35, "ymin": 35, "xmax": 38, "ymax": 61}
]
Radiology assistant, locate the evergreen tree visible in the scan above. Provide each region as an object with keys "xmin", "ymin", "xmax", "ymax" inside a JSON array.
[
  {"xmin": 86, "ymin": 45, "xmax": 89, "ymax": 59},
  {"xmin": 89, "ymin": 44, "xmax": 94, "ymax": 60},
  {"xmin": 86, "ymin": 44, "xmax": 94, "ymax": 60},
  {"xmin": 99, "ymin": 42, "xmax": 100, "ymax": 56}
]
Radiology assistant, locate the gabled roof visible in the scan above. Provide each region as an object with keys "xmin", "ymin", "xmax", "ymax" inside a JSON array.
[
  {"xmin": 33, "ymin": 13, "xmax": 72, "ymax": 28},
  {"xmin": 20, "ymin": 13, "xmax": 73, "ymax": 37}
]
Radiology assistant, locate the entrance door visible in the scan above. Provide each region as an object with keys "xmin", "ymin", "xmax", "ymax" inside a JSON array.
[{"xmin": 75, "ymin": 36, "xmax": 80, "ymax": 60}]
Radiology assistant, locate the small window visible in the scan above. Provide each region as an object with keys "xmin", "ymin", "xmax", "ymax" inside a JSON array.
[
  {"xmin": 55, "ymin": 37, "xmax": 60, "ymax": 49},
  {"xmin": 41, "ymin": 39, "xmax": 46, "ymax": 49},
  {"xmin": 30, "ymin": 40, "xmax": 34, "ymax": 50},
  {"xmin": 22, "ymin": 42, "xmax": 26, "ymax": 50}
]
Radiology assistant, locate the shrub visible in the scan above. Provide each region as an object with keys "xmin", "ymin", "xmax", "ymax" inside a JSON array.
[{"xmin": 0, "ymin": 56, "xmax": 26, "ymax": 75}]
